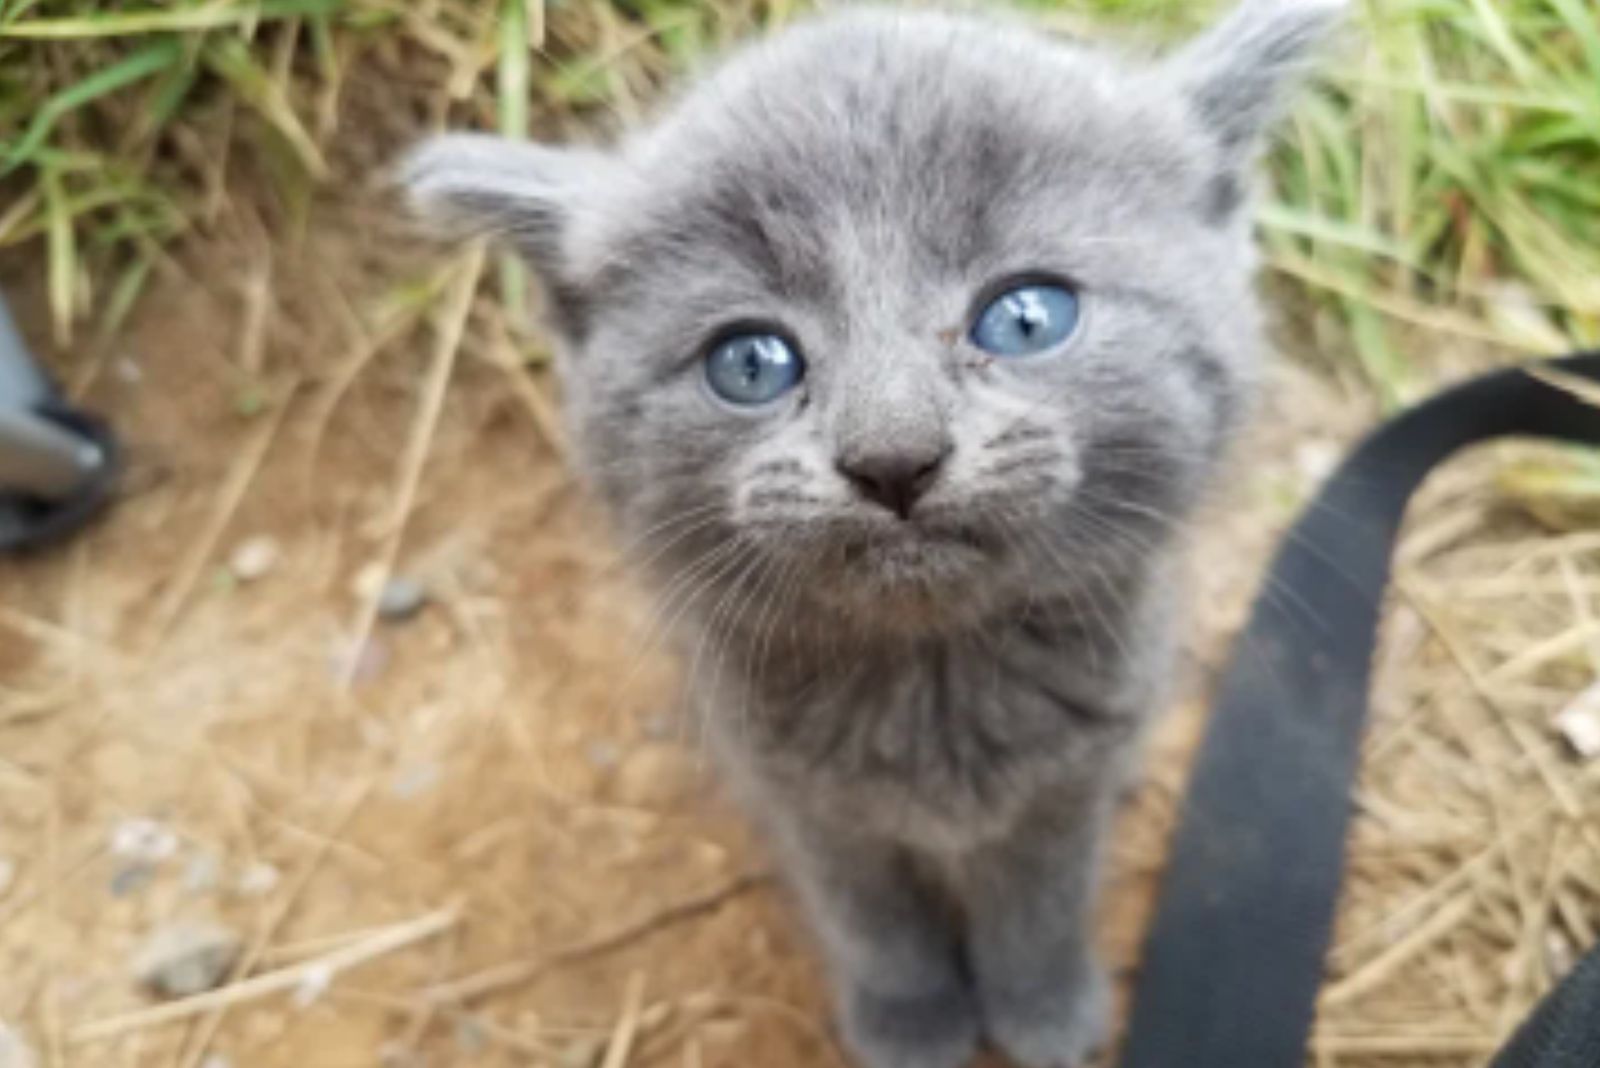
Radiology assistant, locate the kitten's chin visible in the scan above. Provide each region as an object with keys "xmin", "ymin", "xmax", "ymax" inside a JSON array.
[{"xmin": 813, "ymin": 525, "xmax": 1005, "ymax": 632}]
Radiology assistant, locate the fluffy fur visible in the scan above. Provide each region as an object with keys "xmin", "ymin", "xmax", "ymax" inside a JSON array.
[{"xmin": 405, "ymin": 3, "xmax": 1343, "ymax": 1065}]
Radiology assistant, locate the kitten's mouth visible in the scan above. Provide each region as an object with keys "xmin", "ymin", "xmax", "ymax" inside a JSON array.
[
  {"xmin": 832, "ymin": 517, "xmax": 998, "ymax": 583},
  {"xmin": 806, "ymin": 519, "xmax": 1006, "ymax": 629}
]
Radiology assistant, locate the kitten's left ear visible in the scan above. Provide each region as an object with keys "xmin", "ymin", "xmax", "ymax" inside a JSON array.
[
  {"xmin": 1167, "ymin": 0, "xmax": 1349, "ymax": 159},
  {"xmin": 400, "ymin": 133, "xmax": 617, "ymax": 282}
]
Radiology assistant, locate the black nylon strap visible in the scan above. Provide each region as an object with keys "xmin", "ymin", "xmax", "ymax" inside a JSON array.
[
  {"xmin": 1121, "ymin": 352, "xmax": 1600, "ymax": 1068},
  {"xmin": 1493, "ymin": 946, "xmax": 1600, "ymax": 1068}
]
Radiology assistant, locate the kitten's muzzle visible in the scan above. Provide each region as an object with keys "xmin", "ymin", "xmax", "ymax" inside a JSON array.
[{"xmin": 835, "ymin": 445, "xmax": 949, "ymax": 520}]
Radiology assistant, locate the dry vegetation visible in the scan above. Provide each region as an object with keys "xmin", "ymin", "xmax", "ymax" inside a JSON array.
[{"xmin": 2, "ymin": 1, "xmax": 1600, "ymax": 1067}]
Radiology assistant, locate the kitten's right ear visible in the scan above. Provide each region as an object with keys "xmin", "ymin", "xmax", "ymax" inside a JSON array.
[
  {"xmin": 400, "ymin": 133, "xmax": 613, "ymax": 280},
  {"xmin": 1168, "ymin": 0, "xmax": 1349, "ymax": 159}
]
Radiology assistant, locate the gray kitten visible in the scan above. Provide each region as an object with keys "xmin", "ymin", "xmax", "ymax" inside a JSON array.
[{"xmin": 405, "ymin": 2, "xmax": 1342, "ymax": 1065}]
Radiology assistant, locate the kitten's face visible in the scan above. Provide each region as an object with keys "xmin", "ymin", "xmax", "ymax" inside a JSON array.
[{"xmin": 408, "ymin": 3, "xmax": 1342, "ymax": 632}]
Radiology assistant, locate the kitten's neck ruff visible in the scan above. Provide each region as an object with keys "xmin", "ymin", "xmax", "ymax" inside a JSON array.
[{"xmin": 694, "ymin": 567, "xmax": 1172, "ymax": 849}]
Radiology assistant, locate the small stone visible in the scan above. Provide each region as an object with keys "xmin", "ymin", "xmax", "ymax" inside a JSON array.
[
  {"xmin": 229, "ymin": 536, "xmax": 280, "ymax": 582},
  {"xmin": 236, "ymin": 861, "xmax": 281, "ymax": 897},
  {"xmin": 1546, "ymin": 929, "xmax": 1576, "ymax": 981},
  {"xmin": 351, "ymin": 562, "xmax": 385, "ymax": 600},
  {"xmin": 183, "ymin": 854, "xmax": 220, "ymax": 894},
  {"xmin": 377, "ymin": 577, "xmax": 429, "ymax": 621},
  {"xmin": 110, "ymin": 818, "xmax": 178, "ymax": 864},
  {"xmin": 0, "ymin": 859, "xmax": 15, "ymax": 901},
  {"xmin": 0, "ymin": 1022, "xmax": 38, "ymax": 1068},
  {"xmin": 110, "ymin": 863, "xmax": 154, "ymax": 898},
  {"xmin": 1294, "ymin": 439, "xmax": 1341, "ymax": 488},
  {"xmin": 1555, "ymin": 687, "xmax": 1600, "ymax": 760},
  {"xmin": 390, "ymin": 763, "xmax": 440, "ymax": 801},
  {"xmin": 292, "ymin": 962, "xmax": 332, "ymax": 1008},
  {"xmin": 132, "ymin": 920, "xmax": 243, "ymax": 998},
  {"xmin": 612, "ymin": 744, "xmax": 700, "ymax": 808},
  {"xmin": 199, "ymin": 1057, "xmax": 232, "ymax": 1068}
]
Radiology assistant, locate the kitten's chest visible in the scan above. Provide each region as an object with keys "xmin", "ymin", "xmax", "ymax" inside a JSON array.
[{"xmin": 713, "ymin": 630, "xmax": 1139, "ymax": 846}]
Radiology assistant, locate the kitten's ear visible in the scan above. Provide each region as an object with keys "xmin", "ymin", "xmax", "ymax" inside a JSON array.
[
  {"xmin": 1168, "ymin": 0, "xmax": 1348, "ymax": 158},
  {"xmin": 400, "ymin": 133, "xmax": 615, "ymax": 279}
]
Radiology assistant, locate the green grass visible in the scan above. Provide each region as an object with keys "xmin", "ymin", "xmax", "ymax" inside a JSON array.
[{"xmin": 1, "ymin": 0, "xmax": 1597, "ymax": 400}]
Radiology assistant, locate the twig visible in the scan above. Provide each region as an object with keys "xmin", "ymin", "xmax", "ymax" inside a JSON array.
[
  {"xmin": 236, "ymin": 248, "xmax": 273, "ymax": 377},
  {"xmin": 70, "ymin": 907, "xmax": 461, "ymax": 1043},
  {"xmin": 424, "ymin": 872, "xmax": 769, "ymax": 1004},
  {"xmin": 1323, "ymin": 894, "xmax": 1476, "ymax": 1007},
  {"xmin": 601, "ymin": 972, "xmax": 647, "ymax": 1068},
  {"xmin": 1310, "ymin": 1033, "xmax": 1500, "ymax": 1057},
  {"xmin": 339, "ymin": 243, "xmax": 484, "ymax": 689},
  {"xmin": 173, "ymin": 782, "xmax": 374, "ymax": 1068},
  {"xmin": 143, "ymin": 381, "xmax": 299, "ymax": 648}
]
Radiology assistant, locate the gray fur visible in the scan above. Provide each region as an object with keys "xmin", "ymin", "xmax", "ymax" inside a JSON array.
[{"xmin": 405, "ymin": 3, "xmax": 1342, "ymax": 1065}]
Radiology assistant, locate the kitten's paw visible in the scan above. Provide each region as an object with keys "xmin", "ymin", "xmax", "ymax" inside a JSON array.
[
  {"xmin": 981, "ymin": 965, "xmax": 1111, "ymax": 1068},
  {"xmin": 840, "ymin": 981, "xmax": 981, "ymax": 1068}
]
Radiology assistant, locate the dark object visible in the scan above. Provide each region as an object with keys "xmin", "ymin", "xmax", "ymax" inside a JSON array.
[
  {"xmin": 1493, "ymin": 947, "xmax": 1600, "ymax": 1068},
  {"xmin": 0, "ymin": 294, "xmax": 118, "ymax": 552},
  {"xmin": 1122, "ymin": 352, "xmax": 1600, "ymax": 1068}
]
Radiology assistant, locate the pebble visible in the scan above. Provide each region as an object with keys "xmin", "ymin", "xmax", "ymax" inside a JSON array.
[
  {"xmin": 1546, "ymin": 929, "xmax": 1576, "ymax": 982},
  {"xmin": 0, "ymin": 858, "xmax": 15, "ymax": 901},
  {"xmin": 110, "ymin": 818, "xmax": 179, "ymax": 863},
  {"xmin": 1294, "ymin": 439, "xmax": 1341, "ymax": 488},
  {"xmin": 351, "ymin": 562, "xmax": 386, "ymax": 600},
  {"xmin": 236, "ymin": 861, "xmax": 281, "ymax": 898},
  {"xmin": 0, "ymin": 1023, "xmax": 38, "ymax": 1068},
  {"xmin": 132, "ymin": 920, "xmax": 243, "ymax": 998},
  {"xmin": 199, "ymin": 1057, "xmax": 232, "ymax": 1068},
  {"xmin": 1555, "ymin": 688, "xmax": 1600, "ymax": 760},
  {"xmin": 183, "ymin": 854, "xmax": 220, "ymax": 894},
  {"xmin": 390, "ymin": 763, "xmax": 440, "ymax": 801},
  {"xmin": 377, "ymin": 576, "xmax": 429, "ymax": 621},
  {"xmin": 292, "ymin": 962, "xmax": 333, "ymax": 1008},
  {"xmin": 612, "ymin": 744, "xmax": 700, "ymax": 808},
  {"xmin": 229, "ymin": 536, "xmax": 280, "ymax": 582},
  {"xmin": 109, "ymin": 863, "xmax": 154, "ymax": 898}
]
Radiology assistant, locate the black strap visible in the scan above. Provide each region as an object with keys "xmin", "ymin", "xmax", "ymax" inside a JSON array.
[
  {"xmin": 1121, "ymin": 352, "xmax": 1600, "ymax": 1068},
  {"xmin": 1493, "ymin": 945, "xmax": 1600, "ymax": 1068}
]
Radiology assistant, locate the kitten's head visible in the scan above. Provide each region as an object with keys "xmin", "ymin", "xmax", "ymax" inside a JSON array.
[{"xmin": 406, "ymin": 0, "xmax": 1343, "ymax": 633}]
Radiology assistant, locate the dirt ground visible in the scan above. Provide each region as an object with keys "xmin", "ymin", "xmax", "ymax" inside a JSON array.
[{"xmin": 2, "ymin": 157, "xmax": 1599, "ymax": 1068}]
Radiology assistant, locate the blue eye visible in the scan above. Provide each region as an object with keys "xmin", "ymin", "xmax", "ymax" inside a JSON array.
[
  {"xmin": 704, "ymin": 333, "xmax": 805, "ymax": 406},
  {"xmin": 970, "ymin": 282, "xmax": 1081, "ymax": 357}
]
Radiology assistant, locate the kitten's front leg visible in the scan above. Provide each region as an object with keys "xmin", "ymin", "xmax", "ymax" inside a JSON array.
[
  {"xmin": 964, "ymin": 785, "xmax": 1117, "ymax": 1068},
  {"xmin": 769, "ymin": 813, "xmax": 980, "ymax": 1068}
]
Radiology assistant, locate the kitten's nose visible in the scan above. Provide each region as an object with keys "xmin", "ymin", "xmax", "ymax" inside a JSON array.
[{"xmin": 836, "ymin": 447, "xmax": 948, "ymax": 519}]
